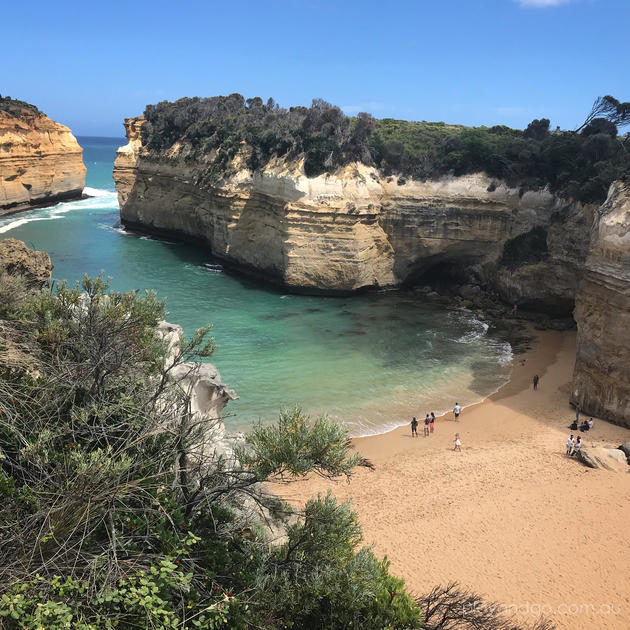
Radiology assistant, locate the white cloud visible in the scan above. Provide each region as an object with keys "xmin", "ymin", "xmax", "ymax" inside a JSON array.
[{"xmin": 516, "ymin": 0, "xmax": 570, "ymax": 7}]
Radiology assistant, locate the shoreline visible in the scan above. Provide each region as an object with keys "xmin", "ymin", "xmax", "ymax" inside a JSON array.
[{"xmin": 281, "ymin": 329, "xmax": 630, "ymax": 630}]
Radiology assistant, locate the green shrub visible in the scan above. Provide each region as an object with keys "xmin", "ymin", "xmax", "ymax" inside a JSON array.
[
  {"xmin": 0, "ymin": 274, "xmax": 419, "ymax": 629},
  {"xmin": 139, "ymin": 93, "xmax": 630, "ymax": 202}
]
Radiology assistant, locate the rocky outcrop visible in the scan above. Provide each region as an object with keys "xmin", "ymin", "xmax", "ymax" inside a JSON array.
[
  {"xmin": 572, "ymin": 183, "xmax": 630, "ymax": 427},
  {"xmin": 114, "ymin": 117, "xmax": 594, "ymax": 313},
  {"xmin": 576, "ymin": 446, "xmax": 628, "ymax": 471},
  {"xmin": 158, "ymin": 319, "xmax": 237, "ymax": 428},
  {"xmin": 0, "ymin": 106, "xmax": 85, "ymax": 214},
  {"xmin": 156, "ymin": 320, "xmax": 286, "ymax": 541},
  {"xmin": 0, "ymin": 238, "xmax": 52, "ymax": 286}
]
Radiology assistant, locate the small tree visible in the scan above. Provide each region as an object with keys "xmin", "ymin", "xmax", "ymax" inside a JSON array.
[{"xmin": 524, "ymin": 118, "xmax": 550, "ymax": 141}]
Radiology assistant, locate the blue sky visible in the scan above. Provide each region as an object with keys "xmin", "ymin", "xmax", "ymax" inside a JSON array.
[{"xmin": 2, "ymin": 0, "xmax": 628, "ymax": 136}]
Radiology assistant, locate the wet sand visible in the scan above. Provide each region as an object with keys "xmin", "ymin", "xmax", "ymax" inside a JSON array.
[{"xmin": 281, "ymin": 330, "xmax": 630, "ymax": 629}]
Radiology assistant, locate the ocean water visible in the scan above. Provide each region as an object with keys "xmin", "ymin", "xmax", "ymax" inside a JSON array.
[{"xmin": 0, "ymin": 136, "xmax": 512, "ymax": 435}]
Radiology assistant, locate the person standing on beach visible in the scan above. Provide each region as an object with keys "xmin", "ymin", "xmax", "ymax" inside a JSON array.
[
  {"xmin": 572, "ymin": 435, "xmax": 582, "ymax": 456},
  {"xmin": 454, "ymin": 433, "xmax": 461, "ymax": 451},
  {"xmin": 430, "ymin": 412, "xmax": 435, "ymax": 433},
  {"xmin": 453, "ymin": 402, "xmax": 462, "ymax": 420},
  {"xmin": 533, "ymin": 375, "xmax": 539, "ymax": 390},
  {"xmin": 566, "ymin": 434, "xmax": 574, "ymax": 456},
  {"xmin": 424, "ymin": 414, "xmax": 430, "ymax": 437},
  {"xmin": 411, "ymin": 417, "xmax": 418, "ymax": 438}
]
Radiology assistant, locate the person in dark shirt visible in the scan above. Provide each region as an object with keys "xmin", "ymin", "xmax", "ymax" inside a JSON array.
[
  {"xmin": 411, "ymin": 417, "xmax": 418, "ymax": 438},
  {"xmin": 533, "ymin": 374, "xmax": 539, "ymax": 390}
]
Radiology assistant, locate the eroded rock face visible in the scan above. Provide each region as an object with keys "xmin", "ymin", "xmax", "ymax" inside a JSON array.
[
  {"xmin": 114, "ymin": 117, "xmax": 593, "ymax": 313},
  {"xmin": 0, "ymin": 238, "xmax": 52, "ymax": 286},
  {"xmin": 572, "ymin": 183, "xmax": 630, "ymax": 427},
  {"xmin": 0, "ymin": 108, "xmax": 86, "ymax": 214},
  {"xmin": 157, "ymin": 320, "xmax": 237, "ymax": 430}
]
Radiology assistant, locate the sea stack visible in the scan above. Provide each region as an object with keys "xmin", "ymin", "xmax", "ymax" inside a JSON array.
[{"xmin": 0, "ymin": 96, "xmax": 86, "ymax": 215}]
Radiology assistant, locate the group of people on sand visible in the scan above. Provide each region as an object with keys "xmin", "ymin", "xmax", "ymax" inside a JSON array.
[
  {"xmin": 410, "ymin": 403, "xmax": 463, "ymax": 451},
  {"xmin": 410, "ymin": 412, "xmax": 436, "ymax": 437},
  {"xmin": 570, "ymin": 417, "xmax": 594, "ymax": 432},
  {"xmin": 566, "ymin": 417, "xmax": 593, "ymax": 457}
]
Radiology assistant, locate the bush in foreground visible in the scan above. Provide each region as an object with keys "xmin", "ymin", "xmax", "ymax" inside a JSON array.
[{"xmin": 0, "ymin": 273, "xmax": 419, "ymax": 629}]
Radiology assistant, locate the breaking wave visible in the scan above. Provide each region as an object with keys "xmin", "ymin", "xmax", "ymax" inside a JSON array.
[{"xmin": 0, "ymin": 188, "xmax": 118, "ymax": 234}]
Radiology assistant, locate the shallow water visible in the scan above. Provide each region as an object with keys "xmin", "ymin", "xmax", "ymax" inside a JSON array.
[{"xmin": 0, "ymin": 137, "xmax": 512, "ymax": 435}]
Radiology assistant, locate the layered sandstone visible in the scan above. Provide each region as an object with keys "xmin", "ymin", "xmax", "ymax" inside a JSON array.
[
  {"xmin": 115, "ymin": 117, "xmax": 592, "ymax": 313},
  {"xmin": 0, "ymin": 106, "xmax": 86, "ymax": 214},
  {"xmin": 572, "ymin": 182, "xmax": 630, "ymax": 427}
]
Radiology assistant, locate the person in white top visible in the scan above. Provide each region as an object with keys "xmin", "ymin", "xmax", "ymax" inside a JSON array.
[
  {"xmin": 454, "ymin": 433, "xmax": 462, "ymax": 451},
  {"xmin": 453, "ymin": 403, "xmax": 462, "ymax": 420},
  {"xmin": 572, "ymin": 436, "xmax": 582, "ymax": 455},
  {"xmin": 587, "ymin": 418, "xmax": 594, "ymax": 431},
  {"xmin": 566, "ymin": 434, "xmax": 574, "ymax": 455}
]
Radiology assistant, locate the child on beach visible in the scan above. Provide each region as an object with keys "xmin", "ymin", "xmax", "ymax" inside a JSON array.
[
  {"xmin": 454, "ymin": 433, "xmax": 461, "ymax": 451},
  {"xmin": 566, "ymin": 434, "xmax": 574, "ymax": 455},
  {"xmin": 424, "ymin": 414, "xmax": 430, "ymax": 437},
  {"xmin": 430, "ymin": 412, "xmax": 435, "ymax": 433}
]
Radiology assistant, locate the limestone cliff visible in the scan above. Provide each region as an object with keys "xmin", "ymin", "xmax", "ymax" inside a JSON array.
[
  {"xmin": 0, "ymin": 104, "xmax": 86, "ymax": 214},
  {"xmin": 115, "ymin": 117, "xmax": 593, "ymax": 313},
  {"xmin": 572, "ymin": 182, "xmax": 630, "ymax": 427}
]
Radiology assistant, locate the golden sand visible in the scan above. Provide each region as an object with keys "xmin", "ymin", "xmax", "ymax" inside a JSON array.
[{"xmin": 281, "ymin": 330, "xmax": 630, "ymax": 629}]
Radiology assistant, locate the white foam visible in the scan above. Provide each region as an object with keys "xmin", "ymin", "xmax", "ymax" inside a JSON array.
[
  {"xmin": 455, "ymin": 318, "xmax": 489, "ymax": 343},
  {"xmin": 0, "ymin": 188, "xmax": 119, "ymax": 234}
]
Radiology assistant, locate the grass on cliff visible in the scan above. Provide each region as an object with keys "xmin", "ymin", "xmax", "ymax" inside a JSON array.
[
  {"xmin": 139, "ymin": 93, "xmax": 630, "ymax": 203},
  {"xmin": 0, "ymin": 95, "xmax": 43, "ymax": 118}
]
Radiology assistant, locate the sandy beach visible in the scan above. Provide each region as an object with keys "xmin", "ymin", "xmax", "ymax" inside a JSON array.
[{"xmin": 281, "ymin": 330, "xmax": 630, "ymax": 629}]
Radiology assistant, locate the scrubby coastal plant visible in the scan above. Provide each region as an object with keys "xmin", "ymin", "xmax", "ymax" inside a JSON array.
[
  {"xmin": 139, "ymin": 93, "xmax": 630, "ymax": 203},
  {"xmin": 0, "ymin": 273, "xmax": 420, "ymax": 629}
]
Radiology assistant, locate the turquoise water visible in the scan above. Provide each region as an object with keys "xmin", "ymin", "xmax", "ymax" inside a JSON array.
[{"xmin": 0, "ymin": 137, "xmax": 512, "ymax": 435}]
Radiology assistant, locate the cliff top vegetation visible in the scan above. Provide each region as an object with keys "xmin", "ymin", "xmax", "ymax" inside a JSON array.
[
  {"xmin": 140, "ymin": 93, "xmax": 630, "ymax": 203},
  {"xmin": 0, "ymin": 95, "xmax": 43, "ymax": 118}
]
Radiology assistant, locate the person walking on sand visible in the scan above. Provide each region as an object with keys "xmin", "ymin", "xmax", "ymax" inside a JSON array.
[
  {"xmin": 411, "ymin": 417, "xmax": 418, "ymax": 438},
  {"xmin": 454, "ymin": 433, "xmax": 461, "ymax": 451},
  {"xmin": 424, "ymin": 414, "xmax": 430, "ymax": 437},
  {"xmin": 566, "ymin": 434, "xmax": 574, "ymax": 456},
  {"xmin": 533, "ymin": 374, "xmax": 539, "ymax": 390},
  {"xmin": 453, "ymin": 402, "xmax": 462, "ymax": 420},
  {"xmin": 430, "ymin": 412, "xmax": 435, "ymax": 433}
]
